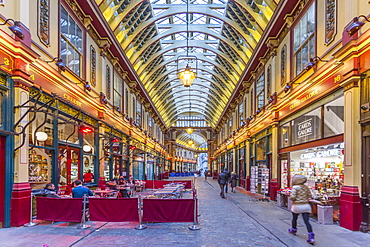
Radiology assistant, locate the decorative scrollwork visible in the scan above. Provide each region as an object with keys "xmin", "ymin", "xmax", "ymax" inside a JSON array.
[{"xmin": 325, "ymin": 0, "xmax": 337, "ymax": 45}]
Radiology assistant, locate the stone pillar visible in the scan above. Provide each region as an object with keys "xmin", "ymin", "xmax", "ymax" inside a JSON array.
[
  {"xmin": 269, "ymin": 124, "xmax": 279, "ymax": 201},
  {"xmin": 245, "ymin": 140, "xmax": 251, "ymax": 191},
  {"xmin": 98, "ymin": 123, "xmax": 105, "ymax": 178},
  {"xmin": 340, "ymin": 78, "xmax": 362, "ymax": 231}
]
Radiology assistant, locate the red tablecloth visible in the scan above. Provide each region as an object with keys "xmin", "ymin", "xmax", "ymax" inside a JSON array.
[
  {"xmin": 142, "ymin": 199, "xmax": 195, "ymax": 223},
  {"xmin": 89, "ymin": 198, "xmax": 139, "ymax": 222},
  {"xmin": 36, "ymin": 197, "xmax": 83, "ymax": 222}
]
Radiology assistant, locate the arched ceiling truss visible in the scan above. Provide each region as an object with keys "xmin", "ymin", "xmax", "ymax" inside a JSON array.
[
  {"xmin": 176, "ymin": 131, "xmax": 208, "ymax": 149},
  {"xmin": 97, "ymin": 0, "xmax": 278, "ymax": 128}
]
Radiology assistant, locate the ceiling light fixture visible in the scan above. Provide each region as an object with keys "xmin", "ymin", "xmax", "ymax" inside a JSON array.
[
  {"xmin": 177, "ymin": 0, "xmax": 197, "ymax": 87},
  {"xmin": 186, "ymin": 87, "xmax": 193, "ymax": 134}
]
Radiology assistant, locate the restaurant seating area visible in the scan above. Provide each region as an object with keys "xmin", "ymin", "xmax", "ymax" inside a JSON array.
[{"xmin": 31, "ymin": 179, "xmax": 198, "ymax": 229}]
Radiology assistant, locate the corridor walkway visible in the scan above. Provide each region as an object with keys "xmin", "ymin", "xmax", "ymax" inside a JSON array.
[{"xmin": 0, "ymin": 178, "xmax": 370, "ymax": 247}]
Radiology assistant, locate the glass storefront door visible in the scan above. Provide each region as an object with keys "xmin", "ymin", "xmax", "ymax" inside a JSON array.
[{"xmin": 58, "ymin": 146, "xmax": 80, "ymax": 186}]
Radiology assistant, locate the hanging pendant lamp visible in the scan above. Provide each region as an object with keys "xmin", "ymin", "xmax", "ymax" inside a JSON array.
[{"xmin": 177, "ymin": 0, "xmax": 197, "ymax": 87}]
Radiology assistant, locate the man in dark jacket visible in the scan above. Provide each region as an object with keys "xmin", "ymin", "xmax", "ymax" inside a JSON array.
[
  {"xmin": 36, "ymin": 183, "xmax": 60, "ymax": 198},
  {"xmin": 224, "ymin": 169, "xmax": 231, "ymax": 193},
  {"xmin": 218, "ymin": 170, "xmax": 228, "ymax": 198}
]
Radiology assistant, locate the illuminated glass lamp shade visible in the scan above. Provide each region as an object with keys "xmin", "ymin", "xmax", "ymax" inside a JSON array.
[
  {"xmin": 188, "ymin": 139, "xmax": 194, "ymax": 145},
  {"xmin": 83, "ymin": 145, "xmax": 92, "ymax": 152},
  {"xmin": 35, "ymin": 131, "xmax": 48, "ymax": 142},
  {"xmin": 178, "ymin": 65, "xmax": 196, "ymax": 87},
  {"xmin": 186, "ymin": 127, "xmax": 193, "ymax": 134}
]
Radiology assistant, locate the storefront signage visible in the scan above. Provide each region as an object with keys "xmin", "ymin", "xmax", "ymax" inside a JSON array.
[
  {"xmin": 300, "ymin": 149, "xmax": 342, "ymax": 159},
  {"xmin": 297, "ymin": 118, "xmax": 313, "ymax": 139},
  {"xmin": 63, "ymin": 93, "xmax": 82, "ymax": 107},
  {"xmin": 292, "ymin": 116, "xmax": 320, "ymax": 145},
  {"xmin": 278, "ymin": 73, "xmax": 343, "ymax": 119},
  {"xmin": 0, "ymin": 52, "xmax": 14, "ymax": 73}
]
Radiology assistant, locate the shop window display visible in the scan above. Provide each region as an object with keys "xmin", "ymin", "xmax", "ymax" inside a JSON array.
[
  {"xmin": 58, "ymin": 147, "xmax": 80, "ymax": 185},
  {"xmin": 290, "ymin": 142, "xmax": 344, "ymax": 192},
  {"xmin": 28, "ymin": 110, "xmax": 54, "ymax": 189},
  {"xmin": 28, "ymin": 149, "xmax": 52, "ymax": 189},
  {"xmin": 281, "ymin": 159, "xmax": 288, "ymax": 188}
]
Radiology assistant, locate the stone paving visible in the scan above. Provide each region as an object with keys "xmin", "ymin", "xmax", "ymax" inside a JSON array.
[{"xmin": 1, "ymin": 177, "xmax": 370, "ymax": 247}]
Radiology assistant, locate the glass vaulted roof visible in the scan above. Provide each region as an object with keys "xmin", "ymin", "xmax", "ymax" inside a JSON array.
[{"xmin": 97, "ymin": 0, "xmax": 278, "ymax": 133}]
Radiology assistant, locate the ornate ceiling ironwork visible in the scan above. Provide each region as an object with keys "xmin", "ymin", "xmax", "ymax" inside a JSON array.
[{"xmin": 97, "ymin": 0, "xmax": 278, "ymax": 145}]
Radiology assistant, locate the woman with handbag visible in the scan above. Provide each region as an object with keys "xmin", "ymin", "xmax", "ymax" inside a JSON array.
[{"xmin": 288, "ymin": 174, "xmax": 315, "ymax": 244}]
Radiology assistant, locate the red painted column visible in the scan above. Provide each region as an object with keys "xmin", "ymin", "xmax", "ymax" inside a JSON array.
[
  {"xmin": 269, "ymin": 181, "xmax": 278, "ymax": 201},
  {"xmin": 339, "ymin": 186, "xmax": 362, "ymax": 231},
  {"xmin": 11, "ymin": 182, "xmax": 31, "ymax": 227},
  {"xmin": 245, "ymin": 176, "xmax": 250, "ymax": 191}
]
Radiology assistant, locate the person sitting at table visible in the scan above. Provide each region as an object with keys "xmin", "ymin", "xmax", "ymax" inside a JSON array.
[
  {"xmin": 36, "ymin": 183, "xmax": 60, "ymax": 198},
  {"xmin": 118, "ymin": 176, "xmax": 127, "ymax": 185},
  {"xmin": 72, "ymin": 180, "xmax": 93, "ymax": 199},
  {"xmin": 127, "ymin": 175, "xmax": 135, "ymax": 185},
  {"xmin": 107, "ymin": 178, "xmax": 118, "ymax": 190}
]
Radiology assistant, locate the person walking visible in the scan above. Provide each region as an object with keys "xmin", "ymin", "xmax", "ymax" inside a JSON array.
[
  {"xmin": 288, "ymin": 174, "xmax": 315, "ymax": 244},
  {"xmin": 217, "ymin": 169, "xmax": 228, "ymax": 198},
  {"xmin": 230, "ymin": 172, "xmax": 238, "ymax": 193},
  {"xmin": 224, "ymin": 169, "xmax": 231, "ymax": 193}
]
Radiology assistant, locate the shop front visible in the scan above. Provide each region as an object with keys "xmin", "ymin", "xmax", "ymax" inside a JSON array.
[
  {"xmin": 249, "ymin": 128, "xmax": 272, "ymax": 196},
  {"xmin": 27, "ymin": 89, "xmax": 99, "ymax": 191},
  {"xmin": 278, "ymin": 94, "xmax": 344, "ymax": 222},
  {"xmin": 132, "ymin": 155, "xmax": 145, "ymax": 180},
  {"xmin": 360, "ymin": 69, "xmax": 370, "ymax": 231},
  {"xmin": 236, "ymin": 142, "xmax": 246, "ymax": 187},
  {"xmin": 102, "ymin": 129, "xmax": 129, "ymax": 180},
  {"xmin": 0, "ymin": 73, "xmax": 14, "ymax": 228}
]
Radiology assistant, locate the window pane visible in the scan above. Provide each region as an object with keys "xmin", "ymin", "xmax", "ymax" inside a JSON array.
[
  {"xmin": 294, "ymin": 3, "xmax": 315, "ymax": 76},
  {"xmin": 256, "ymin": 138, "xmax": 266, "ymax": 161},
  {"xmin": 324, "ymin": 96, "xmax": 344, "ymax": 137},
  {"xmin": 291, "ymin": 107, "xmax": 322, "ymax": 145},
  {"xmin": 279, "ymin": 122, "xmax": 290, "ymax": 148},
  {"xmin": 60, "ymin": 6, "xmax": 82, "ymax": 76},
  {"xmin": 29, "ymin": 148, "xmax": 53, "ymax": 188}
]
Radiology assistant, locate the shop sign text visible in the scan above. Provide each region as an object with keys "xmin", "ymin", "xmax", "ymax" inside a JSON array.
[
  {"xmin": 300, "ymin": 149, "xmax": 341, "ymax": 159},
  {"xmin": 297, "ymin": 118, "xmax": 313, "ymax": 139},
  {"xmin": 63, "ymin": 93, "xmax": 82, "ymax": 107}
]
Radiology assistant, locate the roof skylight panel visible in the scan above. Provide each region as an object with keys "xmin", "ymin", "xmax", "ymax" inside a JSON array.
[{"xmin": 153, "ymin": 9, "xmax": 167, "ymax": 16}]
